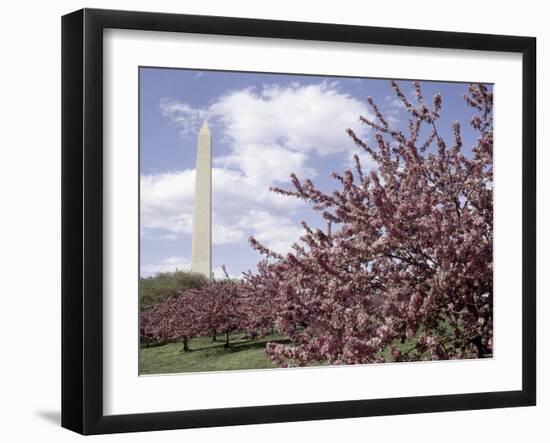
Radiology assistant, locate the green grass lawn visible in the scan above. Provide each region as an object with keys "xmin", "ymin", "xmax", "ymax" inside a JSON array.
[
  {"xmin": 139, "ymin": 332, "xmax": 287, "ymax": 375},
  {"xmin": 139, "ymin": 331, "xmax": 429, "ymax": 375},
  {"xmin": 140, "ymin": 321, "xmax": 472, "ymax": 375}
]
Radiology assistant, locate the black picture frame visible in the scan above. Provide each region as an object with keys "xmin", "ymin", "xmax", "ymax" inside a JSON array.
[{"xmin": 61, "ymin": 8, "xmax": 536, "ymax": 435}]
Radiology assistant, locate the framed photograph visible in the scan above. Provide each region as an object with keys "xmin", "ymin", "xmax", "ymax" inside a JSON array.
[{"xmin": 61, "ymin": 8, "xmax": 536, "ymax": 435}]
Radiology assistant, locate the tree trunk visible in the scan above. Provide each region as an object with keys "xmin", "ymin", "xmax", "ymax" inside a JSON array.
[
  {"xmin": 182, "ymin": 336, "xmax": 190, "ymax": 352},
  {"xmin": 224, "ymin": 331, "xmax": 230, "ymax": 349},
  {"xmin": 212, "ymin": 331, "xmax": 217, "ymax": 342},
  {"xmin": 470, "ymin": 335, "xmax": 491, "ymax": 357}
]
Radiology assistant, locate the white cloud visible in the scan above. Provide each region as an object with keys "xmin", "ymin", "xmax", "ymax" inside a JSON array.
[
  {"xmin": 384, "ymin": 109, "xmax": 401, "ymax": 125},
  {"xmin": 212, "ymin": 266, "xmax": 243, "ymax": 280},
  {"xmin": 161, "ymin": 82, "xmax": 373, "ymax": 187},
  {"xmin": 386, "ymin": 96, "xmax": 406, "ymax": 110},
  {"xmin": 140, "ymin": 167, "xmax": 304, "ymax": 252},
  {"xmin": 141, "ymin": 232, "xmax": 177, "ymax": 241},
  {"xmin": 140, "ymin": 169, "xmax": 196, "ymax": 235},
  {"xmin": 141, "ymin": 256, "xmax": 191, "ymax": 277},
  {"xmin": 146, "ymin": 82, "xmax": 373, "ymax": 257},
  {"xmin": 213, "ymin": 142, "xmax": 315, "ymax": 187},
  {"xmin": 236, "ymin": 210, "xmax": 303, "ymax": 254},
  {"xmin": 209, "ymin": 82, "xmax": 371, "ymax": 157},
  {"xmin": 344, "ymin": 149, "xmax": 378, "ymax": 176},
  {"xmin": 159, "ymin": 99, "xmax": 209, "ymax": 136}
]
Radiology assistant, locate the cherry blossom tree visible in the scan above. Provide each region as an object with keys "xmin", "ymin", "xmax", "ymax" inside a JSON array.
[
  {"xmin": 187, "ymin": 268, "xmax": 243, "ymax": 348},
  {"xmin": 239, "ymin": 257, "xmax": 282, "ymax": 338},
  {"xmin": 247, "ymin": 81, "xmax": 493, "ymax": 366},
  {"xmin": 141, "ymin": 267, "xmax": 245, "ymax": 349},
  {"xmin": 140, "ymin": 291, "xmax": 199, "ymax": 351}
]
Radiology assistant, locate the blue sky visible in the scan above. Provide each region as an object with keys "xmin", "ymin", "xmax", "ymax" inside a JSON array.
[{"xmin": 139, "ymin": 67, "xmax": 490, "ymax": 278}]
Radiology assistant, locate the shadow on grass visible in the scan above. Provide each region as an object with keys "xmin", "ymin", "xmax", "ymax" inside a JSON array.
[
  {"xmin": 188, "ymin": 337, "xmax": 290, "ymax": 354},
  {"xmin": 228, "ymin": 337, "xmax": 291, "ymax": 353}
]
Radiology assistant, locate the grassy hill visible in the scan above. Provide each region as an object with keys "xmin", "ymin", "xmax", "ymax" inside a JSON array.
[{"xmin": 139, "ymin": 332, "xmax": 287, "ymax": 375}]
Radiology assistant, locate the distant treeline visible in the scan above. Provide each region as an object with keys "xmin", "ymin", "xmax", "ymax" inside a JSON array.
[{"xmin": 139, "ymin": 270, "xmax": 206, "ymax": 310}]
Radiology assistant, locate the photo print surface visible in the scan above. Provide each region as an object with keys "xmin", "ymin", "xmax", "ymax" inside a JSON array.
[{"xmin": 139, "ymin": 67, "xmax": 494, "ymax": 375}]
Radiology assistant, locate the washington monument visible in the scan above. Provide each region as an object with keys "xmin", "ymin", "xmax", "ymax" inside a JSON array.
[{"xmin": 191, "ymin": 121, "xmax": 212, "ymax": 278}]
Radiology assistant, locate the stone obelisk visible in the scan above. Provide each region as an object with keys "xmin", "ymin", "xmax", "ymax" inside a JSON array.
[{"xmin": 191, "ymin": 121, "xmax": 212, "ymax": 278}]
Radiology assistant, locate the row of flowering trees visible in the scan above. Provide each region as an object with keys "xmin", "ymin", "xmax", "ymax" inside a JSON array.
[
  {"xmin": 140, "ymin": 266, "xmax": 276, "ymax": 350},
  {"xmin": 141, "ymin": 267, "xmax": 241, "ymax": 350},
  {"xmin": 141, "ymin": 81, "xmax": 494, "ymax": 367}
]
